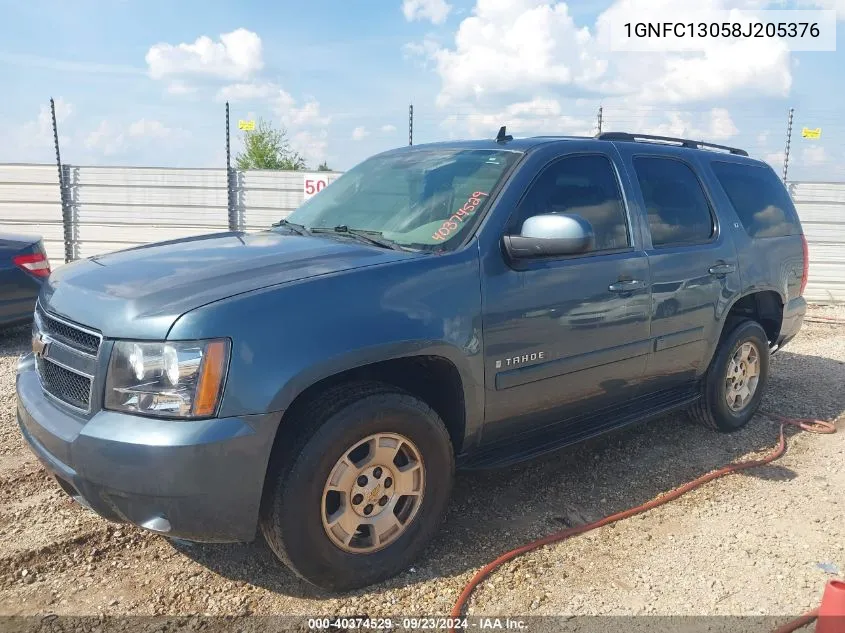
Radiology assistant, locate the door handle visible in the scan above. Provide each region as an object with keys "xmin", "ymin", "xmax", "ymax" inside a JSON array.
[
  {"xmin": 608, "ymin": 279, "xmax": 645, "ymax": 293},
  {"xmin": 708, "ymin": 263, "xmax": 736, "ymax": 275}
]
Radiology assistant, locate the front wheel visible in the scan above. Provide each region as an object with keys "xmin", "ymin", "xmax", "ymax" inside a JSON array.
[
  {"xmin": 260, "ymin": 382, "xmax": 454, "ymax": 591},
  {"xmin": 689, "ymin": 319, "xmax": 770, "ymax": 432}
]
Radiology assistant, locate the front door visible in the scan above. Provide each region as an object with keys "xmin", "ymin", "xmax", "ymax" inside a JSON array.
[{"xmin": 481, "ymin": 153, "xmax": 652, "ymax": 444}]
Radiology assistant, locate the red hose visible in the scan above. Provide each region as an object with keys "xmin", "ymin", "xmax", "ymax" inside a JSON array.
[{"xmin": 449, "ymin": 412, "xmax": 837, "ymax": 632}]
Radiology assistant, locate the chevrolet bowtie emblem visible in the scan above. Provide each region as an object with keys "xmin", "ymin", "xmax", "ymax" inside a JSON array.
[
  {"xmin": 368, "ymin": 485, "xmax": 382, "ymax": 503},
  {"xmin": 32, "ymin": 333, "xmax": 49, "ymax": 357}
]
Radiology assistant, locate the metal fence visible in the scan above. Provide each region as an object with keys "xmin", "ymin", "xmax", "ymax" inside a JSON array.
[
  {"xmin": 1, "ymin": 164, "xmax": 843, "ymax": 303},
  {"xmin": 0, "ymin": 164, "xmax": 65, "ymax": 265},
  {"xmin": 1, "ymin": 164, "xmax": 342, "ymax": 264},
  {"xmin": 788, "ymin": 182, "xmax": 845, "ymax": 304}
]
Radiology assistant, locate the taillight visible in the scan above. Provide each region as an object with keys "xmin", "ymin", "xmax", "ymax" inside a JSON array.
[
  {"xmin": 799, "ymin": 234, "xmax": 809, "ymax": 296},
  {"xmin": 13, "ymin": 252, "xmax": 51, "ymax": 278}
]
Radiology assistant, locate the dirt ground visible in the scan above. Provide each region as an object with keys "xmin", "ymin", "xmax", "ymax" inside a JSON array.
[{"xmin": 1, "ymin": 307, "xmax": 843, "ymax": 624}]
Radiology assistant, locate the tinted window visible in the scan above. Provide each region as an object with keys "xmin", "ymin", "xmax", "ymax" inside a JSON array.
[
  {"xmin": 516, "ymin": 155, "xmax": 629, "ymax": 251},
  {"xmin": 634, "ymin": 157, "xmax": 714, "ymax": 247},
  {"xmin": 711, "ymin": 161, "xmax": 800, "ymax": 237},
  {"xmin": 287, "ymin": 149, "xmax": 521, "ymax": 251}
]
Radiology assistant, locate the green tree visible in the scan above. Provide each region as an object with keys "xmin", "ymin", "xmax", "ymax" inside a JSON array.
[
  {"xmin": 317, "ymin": 161, "xmax": 331, "ymax": 171},
  {"xmin": 235, "ymin": 118, "xmax": 306, "ymax": 170}
]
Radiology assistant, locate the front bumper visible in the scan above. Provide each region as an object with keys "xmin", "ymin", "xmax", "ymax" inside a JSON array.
[
  {"xmin": 776, "ymin": 296, "xmax": 807, "ymax": 351},
  {"xmin": 16, "ymin": 353, "xmax": 281, "ymax": 543}
]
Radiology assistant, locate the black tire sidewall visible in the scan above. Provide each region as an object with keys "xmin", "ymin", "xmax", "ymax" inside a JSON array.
[
  {"xmin": 272, "ymin": 393, "xmax": 453, "ymax": 590},
  {"xmin": 706, "ymin": 320, "xmax": 770, "ymax": 431}
]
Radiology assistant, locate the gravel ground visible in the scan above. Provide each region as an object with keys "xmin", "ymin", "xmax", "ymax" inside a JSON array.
[{"xmin": 1, "ymin": 308, "xmax": 843, "ymax": 625}]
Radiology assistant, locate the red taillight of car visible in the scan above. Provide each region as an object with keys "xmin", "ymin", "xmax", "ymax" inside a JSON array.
[
  {"xmin": 800, "ymin": 234, "xmax": 809, "ymax": 296},
  {"xmin": 13, "ymin": 252, "xmax": 51, "ymax": 278}
]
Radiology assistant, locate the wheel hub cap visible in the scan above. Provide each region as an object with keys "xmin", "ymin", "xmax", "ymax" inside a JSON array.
[
  {"xmin": 725, "ymin": 341, "xmax": 760, "ymax": 412},
  {"xmin": 321, "ymin": 432, "xmax": 425, "ymax": 553},
  {"xmin": 350, "ymin": 465, "xmax": 395, "ymax": 517}
]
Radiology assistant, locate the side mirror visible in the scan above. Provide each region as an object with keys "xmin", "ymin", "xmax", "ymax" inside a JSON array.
[{"xmin": 503, "ymin": 214, "xmax": 595, "ymax": 259}]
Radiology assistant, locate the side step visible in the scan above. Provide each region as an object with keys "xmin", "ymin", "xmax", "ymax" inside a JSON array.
[{"xmin": 459, "ymin": 385, "xmax": 701, "ymax": 470}]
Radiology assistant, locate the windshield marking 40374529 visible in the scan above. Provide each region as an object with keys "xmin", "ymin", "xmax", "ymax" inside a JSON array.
[{"xmin": 432, "ymin": 192, "xmax": 489, "ymax": 241}]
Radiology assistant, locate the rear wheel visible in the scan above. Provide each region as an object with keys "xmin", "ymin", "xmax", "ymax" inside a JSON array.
[
  {"xmin": 260, "ymin": 381, "xmax": 454, "ymax": 591},
  {"xmin": 689, "ymin": 319, "xmax": 770, "ymax": 432}
]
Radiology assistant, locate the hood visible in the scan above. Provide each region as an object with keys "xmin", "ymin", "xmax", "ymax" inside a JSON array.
[{"xmin": 42, "ymin": 230, "xmax": 417, "ymax": 339}]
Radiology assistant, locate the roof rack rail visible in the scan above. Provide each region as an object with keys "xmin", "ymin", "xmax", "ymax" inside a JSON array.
[{"xmin": 596, "ymin": 132, "xmax": 748, "ymax": 157}]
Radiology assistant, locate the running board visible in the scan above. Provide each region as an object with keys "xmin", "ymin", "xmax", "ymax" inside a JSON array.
[{"xmin": 459, "ymin": 385, "xmax": 701, "ymax": 470}]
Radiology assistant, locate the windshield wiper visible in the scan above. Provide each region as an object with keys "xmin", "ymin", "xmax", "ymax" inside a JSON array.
[
  {"xmin": 271, "ymin": 219, "xmax": 310, "ymax": 236},
  {"xmin": 310, "ymin": 226, "xmax": 405, "ymax": 251}
]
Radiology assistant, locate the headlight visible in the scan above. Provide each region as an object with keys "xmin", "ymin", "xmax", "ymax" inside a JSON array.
[{"xmin": 105, "ymin": 339, "xmax": 230, "ymax": 418}]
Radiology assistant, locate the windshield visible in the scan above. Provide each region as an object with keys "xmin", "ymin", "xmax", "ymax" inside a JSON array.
[{"xmin": 285, "ymin": 148, "xmax": 521, "ymax": 251}]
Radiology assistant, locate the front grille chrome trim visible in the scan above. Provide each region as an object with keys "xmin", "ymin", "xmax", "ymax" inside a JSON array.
[
  {"xmin": 34, "ymin": 301, "xmax": 103, "ymax": 358},
  {"xmin": 35, "ymin": 356, "xmax": 95, "ymax": 413},
  {"xmin": 33, "ymin": 300, "xmax": 102, "ymax": 413},
  {"xmin": 38, "ymin": 373, "xmax": 92, "ymax": 414},
  {"xmin": 38, "ymin": 354, "xmax": 94, "ymax": 380}
]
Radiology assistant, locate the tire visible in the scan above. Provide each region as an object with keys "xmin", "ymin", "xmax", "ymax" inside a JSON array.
[
  {"xmin": 259, "ymin": 381, "xmax": 454, "ymax": 591},
  {"xmin": 688, "ymin": 319, "xmax": 770, "ymax": 432}
]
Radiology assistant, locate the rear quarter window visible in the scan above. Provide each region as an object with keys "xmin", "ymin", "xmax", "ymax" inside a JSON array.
[{"xmin": 710, "ymin": 161, "xmax": 801, "ymax": 238}]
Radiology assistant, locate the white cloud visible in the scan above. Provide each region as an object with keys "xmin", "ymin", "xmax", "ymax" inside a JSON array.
[
  {"xmin": 146, "ymin": 28, "xmax": 263, "ymax": 80},
  {"xmin": 800, "ymin": 144, "xmax": 828, "ymax": 165},
  {"xmin": 292, "ymin": 129, "xmax": 329, "ymax": 165},
  {"xmin": 166, "ymin": 80, "xmax": 196, "ymax": 95},
  {"xmin": 798, "ymin": 0, "xmax": 845, "ymax": 20},
  {"xmin": 705, "ymin": 108, "xmax": 739, "ymax": 140},
  {"xmin": 605, "ymin": 107, "xmax": 739, "ymax": 141},
  {"xmin": 418, "ymin": 0, "xmax": 793, "ymax": 108},
  {"xmin": 216, "ymin": 81, "xmax": 279, "ymax": 102},
  {"xmin": 381, "ymin": 124, "xmax": 397, "ymax": 133},
  {"xmin": 12, "ymin": 98, "xmax": 75, "ymax": 161},
  {"xmin": 20, "ymin": 98, "xmax": 73, "ymax": 148},
  {"xmin": 127, "ymin": 118, "xmax": 173, "ymax": 139},
  {"xmin": 217, "ymin": 82, "xmax": 330, "ymax": 127},
  {"xmin": 275, "ymin": 91, "xmax": 331, "ymax": 127},
  {"xmin": 402, "ymin": 0, "xmax": 452, "ymax": 24},
  {"xmin": 351, "ymin": 126, "xmax": 369, "ymax": 141},
  {"xmin": 85, "ymin": 120, "xmax": 124, "ymax": 156},
  {"xmin": 85, "ymin": 118, "xmax": 188, "ymax": 156},
  {"xmin": 765, "ymin": 150, "xmax": 785, "ymax": 171},
  {"xmin": 441, "ymin": 98, "xmax": 594, "ymax": 138}
]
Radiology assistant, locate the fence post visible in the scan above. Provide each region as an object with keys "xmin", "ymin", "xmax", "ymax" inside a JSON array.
[
  {"xmin": 226, "ymin": 101, "xmax": 239, "ymax": 231},
  {"xmin": 63, "ymin": 165, "xmax": 79, "ymax": 261},
  {"xmin": 783, "ymin": 107, "xmax": 794, "ymax": 183},
  {"xmin": 50, "ymin": 98, "xmax": 74, "ymax": 263}
]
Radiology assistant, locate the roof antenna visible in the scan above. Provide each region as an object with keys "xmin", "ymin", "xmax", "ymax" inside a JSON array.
[{"xmin": 496, "ymin": 125, "xmax": 513, "ymax": 144}]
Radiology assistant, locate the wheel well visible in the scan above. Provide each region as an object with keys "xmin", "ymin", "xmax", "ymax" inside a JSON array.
[
  {"xmin": 725, "ymin": 291, "xmax": 783, "ymax": 344},
  {"xmin": 277, "ymin": 356, "xmax": 466, "ymax": 455}
]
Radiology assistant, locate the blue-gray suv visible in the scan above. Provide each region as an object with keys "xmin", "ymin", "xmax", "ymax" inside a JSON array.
[{"xmin": 17, "ymin": 131, "xmax": 808, "ymax": 590}]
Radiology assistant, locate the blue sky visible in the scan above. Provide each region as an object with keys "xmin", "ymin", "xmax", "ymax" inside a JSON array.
[{"xmin": 1, "ymin": 0, "xmax": 843, "ymax": 179}]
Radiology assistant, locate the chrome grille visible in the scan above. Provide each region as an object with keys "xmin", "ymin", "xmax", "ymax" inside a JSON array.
[
  {"xmin": 33, "ymin": 304, "xmax": 101, "ymax": 412},
  {"xmin": 35, "ymin": 305, "xmax": 101, "ymax": 356},
  {"xmin": 35, "ymin": 356, "xmax": 92, "ymax": 410}
]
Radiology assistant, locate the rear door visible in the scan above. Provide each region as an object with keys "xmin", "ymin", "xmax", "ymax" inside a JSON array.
[{"xmin": 623, "ymin": 153, "xmax": 742, "ymax": 390}]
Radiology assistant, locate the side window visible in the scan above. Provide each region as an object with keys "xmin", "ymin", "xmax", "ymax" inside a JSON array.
[
  {"xmin": 515, "ymin": 155, "xmax": 629, "ymax": 251},
  {"xmin": 710, "ymin": 161, "xmax": 800, "ymax": 238},
  {"xmin": 633, "ymin": 157, "xmax": 715, "ymax": 247}
]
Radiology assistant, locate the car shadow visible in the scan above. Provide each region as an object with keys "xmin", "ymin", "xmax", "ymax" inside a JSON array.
[{"xmin": 172, "ymin": 349, "xmax": 845, "ymax": 600}]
